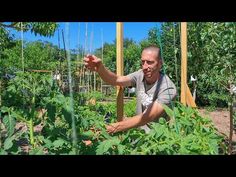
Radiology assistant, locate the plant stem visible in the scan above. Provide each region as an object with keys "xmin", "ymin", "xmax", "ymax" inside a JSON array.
[
  {"xmin": 0, "ymin": 79, "xmax": 2, "ymax": 108},
  {"xmin": 29, "ymin": 118, "xmax": 35, "ymax": 148},
  {"xmin": 0, "ymin": 79, "xmax": 2, "ymax": 148},
  {"xmin": 0, "ymin": 121, "xmax": 2, "ymax": 148}
]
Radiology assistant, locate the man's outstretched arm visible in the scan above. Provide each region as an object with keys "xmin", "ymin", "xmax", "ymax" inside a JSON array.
[{"xmin": 84, "ymin": 54, "xmax": 131, "ymax": 87}]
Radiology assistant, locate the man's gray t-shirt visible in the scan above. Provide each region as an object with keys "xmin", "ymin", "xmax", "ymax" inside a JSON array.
[{"xmin": 127, "ymin": 69, "xmax": 177, "ymax": 132}]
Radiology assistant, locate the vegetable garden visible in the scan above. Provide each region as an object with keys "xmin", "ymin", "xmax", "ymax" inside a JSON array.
[{"xmin": 0, "ymin": 22, "xmax": 235, "ymax": 155}]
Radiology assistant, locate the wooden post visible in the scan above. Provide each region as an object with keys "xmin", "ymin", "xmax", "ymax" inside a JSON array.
[
  {"xmin": 180, "ymin": 22, "xmax": 197, "ymax": 108},
  {"xmin": 180, "ymin": 22, "xmax": 187, "ymax": 106},
  {"xmin": 116, "ymin": 22, "xmax": 124, "ymax": 121}
]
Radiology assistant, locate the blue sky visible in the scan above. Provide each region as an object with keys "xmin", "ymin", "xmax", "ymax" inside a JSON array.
[{"xmin": 11, "ymin": 22, "xmax": 161, "ymax": 51}]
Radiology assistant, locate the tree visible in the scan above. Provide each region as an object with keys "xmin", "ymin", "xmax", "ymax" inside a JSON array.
[
  {"xmin": 0, "ymin": 22, "xmax": 59, "ymax": 73},
  {"xmin": 146, "ymin": 22, "xmax": 236, "ymax": 107},
  {"xmin": 0, "ymin": 22, "xmax": 58, "ymax": 37},
  {"xmin": 0, "ymin": 22, "xmax": 59, "ymax": 108},
  {"xmin": 1, "ymin": 40, "xmax": 61, "ymax": 73},
  {"xmin": 0, "ymin": 27, "xmax": 16, "ymax": 52}
]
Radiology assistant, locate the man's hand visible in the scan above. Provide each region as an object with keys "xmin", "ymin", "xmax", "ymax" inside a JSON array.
[
  {"xmin": 83, "ymin": 54, "xmax": 102, "ymax": 72},
  {"xmin": 106, "ymin": 117, "xmax": 130, "ymax": 134},
  {"xmin": 106, "ymin": 122, "xmax": 120, "ymax": 134}
]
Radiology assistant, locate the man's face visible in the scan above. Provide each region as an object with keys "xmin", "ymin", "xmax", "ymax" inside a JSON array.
[{"xmin": 141, "ymin": 50, "xmax": 162, "ymax": 80}]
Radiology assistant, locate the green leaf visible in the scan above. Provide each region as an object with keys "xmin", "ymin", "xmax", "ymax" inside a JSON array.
[
  {"xmin": 53, "ymin": 139, "xmax": 66, "ymax": 148},
  {"xmin": 1, "ymin": 106, "xmax": 9, "ymax": 113},
  {"xmin": 96, "ymin": 140, "xmax": 112, "ymax": 155},
  {"xmin": 4, "ymin": 137, "xmax": 14, "ymax": 150},
  {"xmin": 43, "ymin": 138, "xmax": 53, "ymax": 149},
  {"xmin": 9, "ymin": 145, "xmax": 21, "ymax": 155},
  {"xmin": 29, "ymin": 147, "xmax": 44, "ymax": 155},
  {"xmin": 0, "ymin": 149, "xmax": 8, "ymax": 155},
  {"xmin": 3, "ymin": 115, "xmax": 16, "ymax": 137},
  {"xmin": 117, "ymin": 145, "xmax": 126, "ymax": 155},
  {"xmin": 46, "ymin": 104, "xmax": 56, "ymax": 122},
  {"xmin": 158, "ymin": 117, "xmax": 166, "ymax": 125},
  {"xmin": 157, "ymin": 144, "xmax": 170, "ymax": 153},
  {"xmin": 81, "ymin": 130, "xmax": 95, "ymax": 139},
  {"xmin": 96, "ymin": 138, "xmax": 120, "ymax": 155},
  {"xmin": 162, "ymin": 104, "xmax": 174, "ymax": 118},
  {"xmin": 62, "ymin": 108, "xmax": 72, "ymax": 125}
]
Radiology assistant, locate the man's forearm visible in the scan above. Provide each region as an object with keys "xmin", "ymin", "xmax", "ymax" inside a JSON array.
[
  {"xmin": 97, "ymin": 64, "xmax": 119, "ymax": 86},
  {"xmin": 108, "ymin": 102, "xmax": 165, "ymax": 133}
]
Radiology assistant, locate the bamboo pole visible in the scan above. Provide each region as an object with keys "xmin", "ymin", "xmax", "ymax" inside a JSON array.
[
  {"xmin": 84, "ymin": 23, "xmax": 89, "ymax": 93},
  {"xmin": 116, "ymin": 22, "xmax": 124, "ymax": 121},
  {"xmin": 21, "ymin": 22, "xmax": 24, "ymax": 72},
  {"xmin": 93, "ymin": 73, "xmax": 96, "ymax": 92},
  {"xmin": 173, "ymin": 23, "xmax": 179, "ymax": 99},
  {"xmin": 79, "ymin": 65, "xmax": 82, "ymax": 86},
  {"xmin": 100, "ymin": 28, "xmax": 104, "ymax": 93},
  {"xmin": 77, "ymin": 23, "xmax": 81, "ymax": 91},
  {"xmin": 89, "ymin": 24, "xmax": 96, "ymax": 92}
]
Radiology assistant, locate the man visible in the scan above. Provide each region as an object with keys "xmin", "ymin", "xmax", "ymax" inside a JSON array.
[{"xmin": 84, "ymin": 45, "xmax": 177, "ymax": 134}]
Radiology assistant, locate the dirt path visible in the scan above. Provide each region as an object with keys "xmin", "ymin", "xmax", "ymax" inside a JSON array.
[{"xmin": 198, "ymin": 108, "xmax": 236, "ymax": 142}]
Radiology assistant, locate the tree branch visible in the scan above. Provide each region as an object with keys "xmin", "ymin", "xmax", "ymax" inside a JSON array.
[{"xmin": 0, "ymin": 22, "xmax": 18, "ymax": 29}]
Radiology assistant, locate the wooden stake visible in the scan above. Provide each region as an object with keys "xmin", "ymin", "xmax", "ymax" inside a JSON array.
[
  {"xmin": 186, "ymin": 84, "xmax": 197, "ymax": 108},
  {"xmin": 181, "ymin": 22, "xmax": 187, "ymax": 106},
  {"xmin": 180, "ymin": 22, "xmax": 197, "ymax": 107},
  {"xmin": 116, "ymin": 22, "xmax": 124, "ymax": 121}
]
